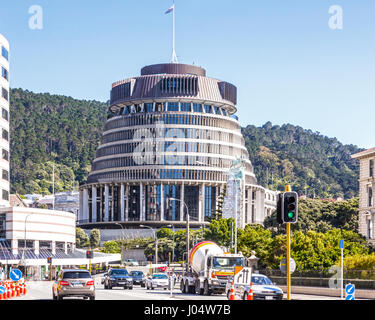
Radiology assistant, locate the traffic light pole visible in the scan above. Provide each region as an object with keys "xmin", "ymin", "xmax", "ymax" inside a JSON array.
[
  {"xmin": 285, "ymin": 185, "xmax": 292, "ymax": 301},
  {"xmin": 286, "ymin": 222, "xmax": 291, "ymax": 300}
]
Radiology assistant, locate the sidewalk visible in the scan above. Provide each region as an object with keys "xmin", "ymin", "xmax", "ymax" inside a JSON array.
[{"xmin": 280, "ymin": 285, "xmax": 375, "ymax": 299}]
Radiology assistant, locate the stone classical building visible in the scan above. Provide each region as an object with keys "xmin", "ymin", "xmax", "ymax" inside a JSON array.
[
  {"xmin": 78, "ymin": 63, "xmax": 277, "ymax": 230},
  {"xmin": 352, "ymin": 147, "xmax": 375, "ymax": 245}
]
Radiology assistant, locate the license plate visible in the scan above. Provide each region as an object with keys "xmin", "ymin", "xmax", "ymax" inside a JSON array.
[
  {"xmin": 265, "ymin": 296, "xmax": 273, "ymax": 300},
  {"xmin": 118, "ymin": 282, "xmax": 125, "ymax": 284},
  {"xmin": 72, "ymin": 283, "xmax": 83, "ymax": 287}
]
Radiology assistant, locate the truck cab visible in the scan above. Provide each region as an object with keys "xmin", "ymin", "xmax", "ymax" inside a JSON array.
[{"xmin": 202, "ymin": 253, "xmax": 246, "ymax": 294}]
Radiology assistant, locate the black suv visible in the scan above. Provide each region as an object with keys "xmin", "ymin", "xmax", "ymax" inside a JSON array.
[
  {"xmin": 130, "ymin": 271, "xmax": 146, "ymax": 287},
  {"xmin": 103, "ymin": 268, "xmax": 133, "ymax": 290}
]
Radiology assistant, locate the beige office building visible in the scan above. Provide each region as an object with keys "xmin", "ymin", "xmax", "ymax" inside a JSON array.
[{"xmin": 352, "ymin": 147, "xmax": 375, "ymax": 245}]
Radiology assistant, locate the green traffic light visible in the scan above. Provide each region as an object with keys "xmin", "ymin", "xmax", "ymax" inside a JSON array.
[{"xmin": 288, "ymin": 212, "xmax": 294, "ymax": 218}]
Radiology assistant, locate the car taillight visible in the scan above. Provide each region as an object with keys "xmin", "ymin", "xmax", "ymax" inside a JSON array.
[
  {"xmin": 86, "ymin": 280, "xmax": 95, "ymax": 286},
  {"xmin": 59, "ymin": 281, "xmax": 69, "ymax": 286}
]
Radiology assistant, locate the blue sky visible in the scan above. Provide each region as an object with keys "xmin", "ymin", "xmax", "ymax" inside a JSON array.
[{"xmin": 0, "ymin": 0, "xmax": 374, "ymax": 149}]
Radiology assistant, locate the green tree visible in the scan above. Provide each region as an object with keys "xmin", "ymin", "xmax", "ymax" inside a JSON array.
[
  {"xmin": 76, "ymin": 228, "xmax": 89, "ymax": 248},
  {"xmin": 89, "ymin": 229, "xmax": 101, "ymax": 249}
]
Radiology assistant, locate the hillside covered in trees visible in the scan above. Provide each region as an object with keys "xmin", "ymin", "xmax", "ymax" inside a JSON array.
[
  {"xmin": 10, "ymin": 88, "xmax": 108, "ymax": 194},
  {"xmin": 9, "ymin": 88, "xmax": 362, "ymax": 198},
  {"xmin": 243, "ymin": 122, "xmax": 362, "ymax": 198}
]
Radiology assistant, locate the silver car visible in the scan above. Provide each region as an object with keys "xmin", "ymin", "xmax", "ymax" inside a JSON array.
[
  {"xmin": 52, "ymin": 269, "xmax": 95, "ymax": 300},
  {"xmin": 146, "ymin": 273, "xmax": 169, "ymax": 290}
]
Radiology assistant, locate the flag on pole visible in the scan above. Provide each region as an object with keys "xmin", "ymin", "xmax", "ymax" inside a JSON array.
[{"xmin": 165, "ymin": 4, "xmax": 174, "ymax": 14}]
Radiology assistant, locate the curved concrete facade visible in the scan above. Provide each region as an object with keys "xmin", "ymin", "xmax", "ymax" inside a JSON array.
[
  {"xmin": 0, "ymin": 34, "xmax": 10, "ymax": 207},
  {"xmin": 79, "ymin": 63, "xmax": 277, "ymax": 229}
]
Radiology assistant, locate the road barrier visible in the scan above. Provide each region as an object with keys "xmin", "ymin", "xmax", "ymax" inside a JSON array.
[{"xmin": 0, "ymin": 280, "xmax": 27, "ymax": 300}]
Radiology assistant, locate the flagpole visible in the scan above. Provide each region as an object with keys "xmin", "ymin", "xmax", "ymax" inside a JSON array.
[{"xmin": 171, "ymin": 1, "xmax": 177, "ymax": 63}]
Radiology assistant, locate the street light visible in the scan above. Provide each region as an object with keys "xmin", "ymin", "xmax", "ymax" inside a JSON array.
[
  {"xmin": 140, "ymin": 225, "xmax": 157, "ymax": 264},
  {"xmin": 115, "ymin": 223, "xmax": 126, "ymax": 241},
  {"xmin": 168, "ymin": 197, "xmax": 190, "ymax": 273},
  {"xmin": 140, "ymin": 224, "xmax": 172, "ymax": 265}
]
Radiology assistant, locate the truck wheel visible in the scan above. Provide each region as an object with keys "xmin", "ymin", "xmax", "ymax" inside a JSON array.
[
  {"xmin": 195, "ymin": 280, "xmax": 203, "ymax": 295},
  {"xmin": 184, "ymin": 281, "xmax": 189, "ymax": 294},
  {"xmin": 180, "ymin": 280, "xmax": 186, "ymax": 293},
  {"xmin": 203, "ymin": 281, "xmax": 211, "ymax": 296}
]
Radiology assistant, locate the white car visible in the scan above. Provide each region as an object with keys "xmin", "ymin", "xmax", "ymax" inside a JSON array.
[
  {"xmin": 226, "ymin": 273, "xmax": 283, "ymax": 300},
  {"xmin": 146, "ymin": 273, "xmax": 169, "ymax": 290},
  {"xmin": 125, "ymin": 259, "xmax": 139, "ymax": 266}
]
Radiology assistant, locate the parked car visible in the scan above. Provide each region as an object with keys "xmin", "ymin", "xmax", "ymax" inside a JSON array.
[
  {"xmin": 146, "ymin": 273, "xmax": 169, "ymax": 290},
  {"xmin": 103, "ymin": 268, "xmax": 133, "ymax": 290},
  {"xmin": 124, "ymin": 259, "xmax": 139, "ymax": 266},
  {"xmin": 226, "ymin": 273, "xmax": 283, "ymax": 300},
  {"xmin": 52, "ymin": 269, "xmax": 95, "ymax": 300},
  {"xmin": 130, "ymin": 271, "xmax": 146, "ymax": 287}
]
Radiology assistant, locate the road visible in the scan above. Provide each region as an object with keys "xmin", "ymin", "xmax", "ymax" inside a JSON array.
[{"xmin": 10, "ymin": 279, "xmax": 349, "ymax": 301}]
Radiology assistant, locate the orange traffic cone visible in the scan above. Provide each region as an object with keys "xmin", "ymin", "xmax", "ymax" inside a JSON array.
[
  {"xmin": 11, "ymin": 283, "xmax": 15, "ymax": 298},
  {"xmin": 23, "ymin": 282, "xmax": 27, "ymax": 295},
  {"xmin": 229, "ymin": 281, "xmax": 236, "ymax": 300},
  {"xmin": 6, "ymin": 282, "xmax": 10, "ymax": 299},
  {"xmin": 247, "ymin": 282, "xmax": 253, "ymax": 300},
  {"xmin": 15, "ymin": 283, "xmax": 21, "ymax": 297}
]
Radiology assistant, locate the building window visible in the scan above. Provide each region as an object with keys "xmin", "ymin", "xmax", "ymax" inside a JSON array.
[
  {"xmin": 2, "ymin": 129, "xmax": 8, "ymax": 141},
  {"xmin": 2, "ymin": 189, "xmax": 8, "ymax": 201},
  {"xmin": 193, "ymin": 103, "xmax": 203, "ymax": 113},
  {"xmin": 1, "ymin": 67, "xmax": 8, "ymax": 81},
  {"xmin": 145, "ymin": 103, "xmax": 153, "ymax": 113},
  {"xmin": 167, "ymin": 102, "xmax": 179, "ymax": 112},
  {"xmin": 370, "ymin": 160, "xmax": 374, "ymax": 178},
  {"xmin": 204, "ymin": 105, "xmax": 213, "ymax": 114},
  {"xmin": 369, "ymin": 187, "xmax": 373, "ymax": 207},
  {"xmin": 2, "ymin": 170, "xmax": 8, "ymax": 181},
  {"xmin": 1, "ymin": 88, "xmax": 8, "ymax": 101},
  {"xmin": 1, "ymin": 47, "xmax": 8, "ymax": 61},
  {"xmin": 368, "ymin": 218, "xmax": 373, "ymax": 239},
  {"xmin": 2, "ymin": 149, "xmax": 8, "ymax": 161},
  {"xmin": 180, "ymin": 103, "xmax": 191, "ymax": 112},
  {"xmin": 2, "ymin": 108, "xmax": 8, "ymax": 121}
]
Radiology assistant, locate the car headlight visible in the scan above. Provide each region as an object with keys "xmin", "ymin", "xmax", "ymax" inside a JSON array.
[{"xmin": 109, "ymin": 277, "xmax": 116, "ymax": 281}]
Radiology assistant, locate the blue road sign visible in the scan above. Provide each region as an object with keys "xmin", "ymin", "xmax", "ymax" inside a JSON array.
[
  {"xmin": 0, "ymin": 285, "xmax": 5, "ymax": 294},
  {"xmin": 339, "ymin": 240, "xmax": 344, "ymax": 249},
  {"xmin": 345, "ymin": 283, "xmax": 355, "ymax": 300},
  {"xmin": 9, "ymin": 269, "xmax": 22, "ymax": 282}
]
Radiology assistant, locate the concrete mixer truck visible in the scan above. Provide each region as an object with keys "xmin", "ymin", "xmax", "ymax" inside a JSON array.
[{"xmin": 180, "ymin": 241, "xmax": 246, "ymax": 295}]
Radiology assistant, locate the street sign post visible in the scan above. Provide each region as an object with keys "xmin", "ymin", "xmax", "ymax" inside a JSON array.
[
  {"xmin": 9, "ymin": 269, "xmax": 22, "ymax": 282},
  {"xmin": 345, "ymin": 283, "xmax": 355, "ymax": 300},
  {"xmin": 234, "ymin": 267, "xmax": 252, "ymax": 286},
  {"xmin": 280, "ymin": 258, "xmax": 296, "ymax": 275},
  {"xmin": 339, "ymin": 240, "xmax": 344, "ymax": 299},
  {"xmin": 0, "ymin": 285, "xmax": 5, "ymax": 295}
]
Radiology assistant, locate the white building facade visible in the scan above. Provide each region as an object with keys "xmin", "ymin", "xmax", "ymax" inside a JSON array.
[{"xmin": 0, "ymin": 34, "xmax": 10, "ymax": 207}]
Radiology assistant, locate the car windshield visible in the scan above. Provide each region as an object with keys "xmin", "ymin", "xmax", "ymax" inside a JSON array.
[
  {"xmin": 212, "ymin": 257, "xmax": 245, "ymax": 270},
  {"xmin": 251, "ymin": 275, "xmax": 273, "ymax": 285},
  {"xmin": 110, "ymin": 269, "xmax": 129, "ymax": 276},
  {"xmin": 63, "ymin": 271, "xmax": 91, "ymax": 279},
  {"xmin": 131, "ymin": 271, "xmax": 143, "ymax": 276},
  {"xmin": 153, "ymin": 274, "xmax": 168, "ymax": 279}
]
